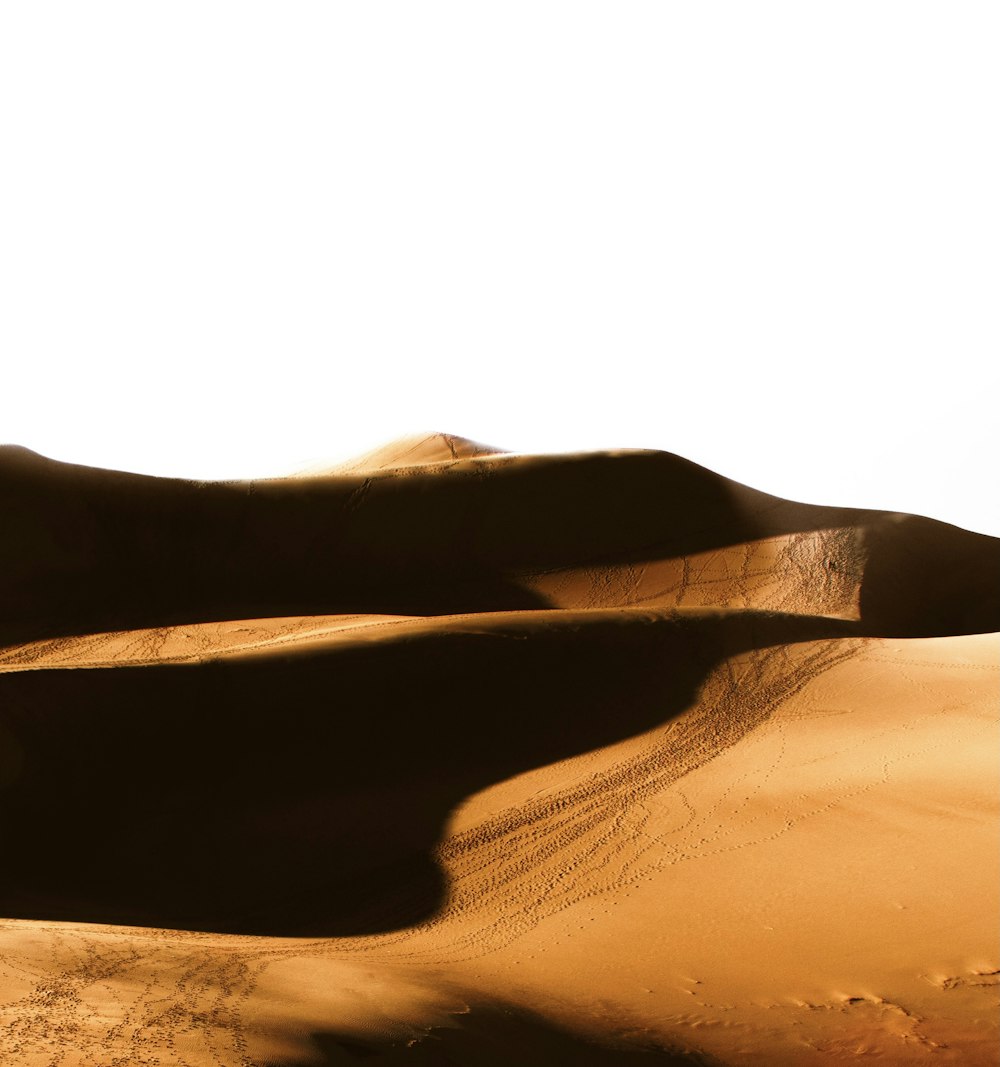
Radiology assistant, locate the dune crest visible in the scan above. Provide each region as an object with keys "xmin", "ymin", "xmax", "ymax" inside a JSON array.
[
  {"xmin": 0, "ymin": 438, "xmax": 996, "ymax": 1065},
  {"xmin": 292, "ymin": 432, "xmax": 506, "ymax": 476}
]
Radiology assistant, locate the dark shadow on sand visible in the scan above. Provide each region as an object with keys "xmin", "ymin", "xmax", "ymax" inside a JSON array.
[
  {"xmin": 0, "ymin": 611, "xmax": 852, "ymax": 937},
  {"xmin": 0, "ymin": 447, "xmax": 739, "ymax": 645},
  {"xmin": 291, "ymin": 1001, "xmax": 718, "ymax": 1065},
  {"xmin": 2, "ymin": 445, "xmax": 997, "ymax": 646}
]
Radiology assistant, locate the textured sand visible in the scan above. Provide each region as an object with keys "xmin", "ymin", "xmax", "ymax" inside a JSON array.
[{"xmin": 0, "ymin": 434, "xmax": 996, "ymax": 1065}]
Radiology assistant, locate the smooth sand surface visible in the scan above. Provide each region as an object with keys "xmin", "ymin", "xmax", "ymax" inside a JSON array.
[{"xmin": 0, "ymin": 435, "xmax": 996, "ymax": 1065}]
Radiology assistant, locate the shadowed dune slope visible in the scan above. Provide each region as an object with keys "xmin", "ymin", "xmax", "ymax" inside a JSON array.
[
  {"xmin": 0, "ymin": 607, "xmax": 854, "ymax": 936},
  {"xmin": 1, "ymin": 437, "xmax": 998, "ymax": 644},
  {"xmin": 0, "ymin": 436, "xmax": 996, "ymax": 1066}
]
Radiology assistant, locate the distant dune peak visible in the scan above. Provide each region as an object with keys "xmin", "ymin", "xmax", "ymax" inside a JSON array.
[{"xmin": 292, "ymin": 431, "xmax": 506, "ymax": 476}]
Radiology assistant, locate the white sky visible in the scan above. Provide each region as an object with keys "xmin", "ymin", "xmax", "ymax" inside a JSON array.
[{"xmin": 2, "ymin": 3, "xmax": 997, "ymax": 534}]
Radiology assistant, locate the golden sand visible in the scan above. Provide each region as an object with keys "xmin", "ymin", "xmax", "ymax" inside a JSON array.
[{"xmin": 0, "ymin": 434, "xmax": 996, "ymax": 1065}]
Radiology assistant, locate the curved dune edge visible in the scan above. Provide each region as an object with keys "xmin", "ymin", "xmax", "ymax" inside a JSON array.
[
  {"xmin": 0, "ymin": 605, "xmax": 859, "ymax": 674},
  {"xmin": 0, "ymin": 436, "xmax": 997, "ymax": 1065}
]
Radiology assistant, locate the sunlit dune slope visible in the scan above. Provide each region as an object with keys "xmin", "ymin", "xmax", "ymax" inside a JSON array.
[
  {"xmin": 0, "ymin": 435, "xmax": 996, "ymax": 1066},
  {"xmin": 296, "ymin": 432, "xmax": 506, "ymax": 476}
]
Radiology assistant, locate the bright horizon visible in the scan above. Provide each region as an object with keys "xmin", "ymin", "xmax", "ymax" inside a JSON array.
[{"xmin": 2, "ymin": 3, "xmax": 997, "ymax": 535}]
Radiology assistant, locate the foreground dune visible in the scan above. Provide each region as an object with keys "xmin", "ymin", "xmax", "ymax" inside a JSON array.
[{"xmin": 0, "ymin": 434, "xmax": 996, "ymax": 1065}]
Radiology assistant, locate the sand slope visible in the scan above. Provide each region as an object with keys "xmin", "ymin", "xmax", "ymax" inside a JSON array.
[{"xmin": 0, "ymin": 436, "xmax": 996, "ymax": 1065}]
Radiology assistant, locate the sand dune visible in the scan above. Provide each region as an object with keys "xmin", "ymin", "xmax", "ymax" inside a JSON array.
[
  {"xmin": 297, "ymin": 432, "xmax": 506, "ymax": 476},
  {"xmin": 0, "ymin": 437, "xmax": 996, "ymax": 1065}
]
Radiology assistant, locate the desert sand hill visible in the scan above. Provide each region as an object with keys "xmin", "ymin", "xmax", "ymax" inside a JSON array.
[{"xmin": 0, "ymin": 436, "xmax": 996, "ymax": 1066}]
